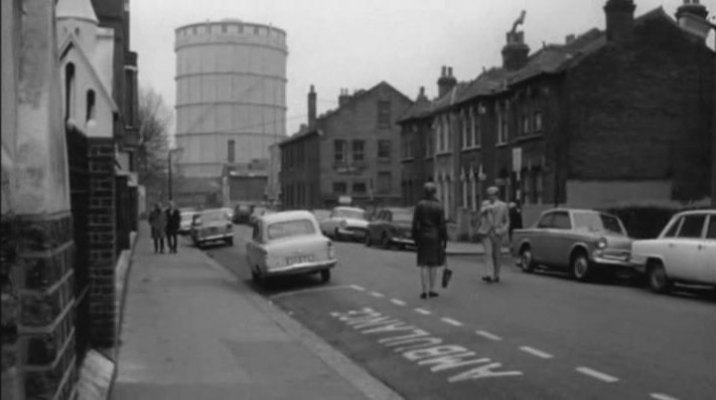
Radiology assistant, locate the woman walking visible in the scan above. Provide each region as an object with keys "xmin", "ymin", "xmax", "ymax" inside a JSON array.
[
  {"xmin": 411, "ymin": 182, "xmax": 447, "ymax": 299},
  {"xmin": 148, "ymin": 202, "xmax": 167, "ymax": 254}
]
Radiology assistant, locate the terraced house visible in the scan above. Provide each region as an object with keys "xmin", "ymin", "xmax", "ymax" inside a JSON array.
[{"xmin": 399, "ymin": 0, "xmax": 714, "ymax": 237}]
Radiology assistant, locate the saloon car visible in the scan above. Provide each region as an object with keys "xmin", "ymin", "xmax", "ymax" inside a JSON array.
[
  {"xmin": 190, "ymin": 208, "xmax": 234, "ymax": 248},
  {"xmin": 246, "ymin": 210, "xmax": 337, "ymax": 284},
  {"xmin": 512, "ymin": 208, "xmax": 633, "ymax": 281},
  {"xmin": 365, "ymin": 207, "xmax": 415, "ymax": 249},
  {"xmin": 319, "ymin": 206, "xmax": 369, "ymax": 241},
  {"xmin": 179, "ymin": 210, "xmax": 196, "ymax": 234},
  {"xmin": 631, "ymin": 210, "xmax": 716, "ymax": 293}
]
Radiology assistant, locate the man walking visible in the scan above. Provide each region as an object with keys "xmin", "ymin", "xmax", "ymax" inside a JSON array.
[
  {"xmin": 477, "ymin": 186, "xmax": 510, "ymax": 283},
  {"xmin": 412, "ymin": 182, "xmax": 447, "ymax": 299},
  {"xmin": 148, "ymin": 202, "xmax": 167, "ymax": 254},
  {"xmin": 165, "ymin": 201, "xmax": 181, "ymax": 253}
]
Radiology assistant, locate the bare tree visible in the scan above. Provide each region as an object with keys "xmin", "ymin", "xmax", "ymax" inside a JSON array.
[{"xmin": 136, "ymin": 87, "xmax": 171, "ymax": 201}]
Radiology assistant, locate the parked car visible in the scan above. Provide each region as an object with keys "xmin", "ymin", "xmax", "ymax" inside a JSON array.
[
  {"xmin": 311, "ymin": 209, "xmax": 331, "ymax": 223},
  {"xmin": 222, "ymin": 207, "xmax": 234, "ymax": 222},
  {"xmin": 233, "ymin": 204, "xmax": 253, "ymax": 224},
  {"xmin": 246, "ymin": 210, "xmax": 337, "ymax": 284},
  {"xmin": 249, "ymin": 205, "xmax": 273, "ymax": 225},
  {"xmin": 511, "ymin": 208, "xmax": 633, "ymax": 281},
  {"xmin": 178, "ymin": 210, "xmax": 196, "ymax": 235},
  {"xmin": 631, "ymin": 210, "xmax": 716, "ymax": 293},
  {"xmin": 190, "ymin": 208, "xmax": 234, "ymax": 248},
  {"xmin": 319, "ymin": 206, "xmax": 369, "ymax": 241},
  {"xmin": 365, "ymin": 207, "xmax": 415, "ymax": 249}
]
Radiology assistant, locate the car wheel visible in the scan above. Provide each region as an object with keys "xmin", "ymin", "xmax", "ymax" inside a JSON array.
[
  {"xmin": 251, "ymin": 268, "xmax": 264, "ymax": 284},
  {"xmin": 334, "ymin": 228, "xmax": 342, "ymax": 241},
  {"xmin": 647, "ymin": 261, "xmax": 671, "ymax": 293},
  {"xmin": 365, "ymin": 233, "xmax": 372, "ymax": 247},
  {"xmin": 320, "ymin": 269, "xmax": 331, "ymax": 283},
  {"xmin": 225, "ymin": 237, "xmax": 234, "ymax": 246},
  {"xmin": 519, "ymin": 246, "xmax": 535, "ymax": 273},
  {"xmin": 381, "ymin": 233, "xmax": 392, "ymax": 250},
  {"xmin": 571, "ymin": 251, "xmax": 592, "ymax": 282}
]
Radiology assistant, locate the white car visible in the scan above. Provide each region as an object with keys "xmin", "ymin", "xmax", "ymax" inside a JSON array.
[
  {"xmin": 319, "ymin": 206, "xmax": 369, "ymax": 241},
  {"xmin": 631, "ymin": 210, "xmax": 716, "ymax": 293},
  {"xmin": 246, "ymin": 210, "xmax": 337, "ymax": 284}
]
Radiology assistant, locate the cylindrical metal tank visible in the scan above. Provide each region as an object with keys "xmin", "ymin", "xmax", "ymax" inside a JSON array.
[{"xmin": 174, "ymin": 19, "xmax": 287, "ymax": 178}]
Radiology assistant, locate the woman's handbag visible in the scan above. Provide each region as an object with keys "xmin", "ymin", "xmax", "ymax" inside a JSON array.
[{"xmin": 442, "ymin": 264, "xmax": 453, "ymax": 288}]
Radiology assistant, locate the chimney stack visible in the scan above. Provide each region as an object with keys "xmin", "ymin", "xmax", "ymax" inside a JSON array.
[
  {"xmin": 308, "ymin": 85, "xmax": 316, "ymax": 129},
  {"xmin": 502, "ymin": 10, "xmax": 530, "ymax": 71},
  {"xmin": 604, "ymin": 0, "xmax": 636, "ymax": 44},
  {"xmin": 338, "ymin": 88, "xmax": 351, "ymax": 108},
  {"xmin": 675, "ymin": 0, "xmax": 711, "ymax": 42},
  {"xmin": 565, "ymin": 34, "xmax": 576, "ymax": 44},
  {"xmin": 437, "ymin": 66, "xmax": 457, "ymax": 98}
]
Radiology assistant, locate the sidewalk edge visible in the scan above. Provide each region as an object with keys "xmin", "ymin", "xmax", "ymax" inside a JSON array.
[{"xmin": 201, "ymin": 254, "xmax": 405, "ymax": 400}]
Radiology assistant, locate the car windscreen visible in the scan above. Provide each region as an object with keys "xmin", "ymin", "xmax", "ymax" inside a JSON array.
[
  {"xmin": 392, "ymin": 210, "xmax": 413, "ymax": 223},
  {"xmin": 334, "ymin": 209, "xmax": 366, "ymax": 220},
  {"xmin": 573, "ymin": 212, "xmax": 624, "ymax": 235},
  {"xmin": 267, "ymin": 219, "xmax": 316, "ymax": 240},
  {"xmin": 181, "ymin": 212, "xmax": 194, "ymax": 221},
  {"xmin": 196, "ymin": 210, "xmax": 228, "ymax": 223}
]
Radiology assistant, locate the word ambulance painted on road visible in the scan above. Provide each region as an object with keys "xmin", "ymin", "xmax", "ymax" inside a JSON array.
[{"xmin": 330, "ymin": 307, "xmax": 523, "ymax": 383}]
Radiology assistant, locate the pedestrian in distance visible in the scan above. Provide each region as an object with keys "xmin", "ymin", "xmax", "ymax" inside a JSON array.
[
  {"xmin": 165, "ymin": 200, "xmax": 181, "ymax": 253},
  {"xmin": 476, "ymin": 186, "xmax": 510, "ymax": 283},
  {"xmin": 508, "ymin": 201, "xmax": 523, "ymax": 242},
  {"xmin": 148, "ymin": 202, "xmax": 167, "ymax": 254},
  {"xmin": 411, "ymin": 182, "xmax": 448, "ymax": 299}
]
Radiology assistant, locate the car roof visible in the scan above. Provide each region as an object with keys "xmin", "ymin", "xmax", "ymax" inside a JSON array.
[
  {"xmin": 333, "ymin": 206, "xmax": 365, "ymax": 212},
  {"xmin": 672, "ymin": 209, "xmax": 716, "ymax": 217},
  {"xmin": 261, "ymin": 210, "xmax": 316, "ymax": 224},
  {"xmin": 381, "ymin": 207, "xmax": 414, "ymax": 212}
]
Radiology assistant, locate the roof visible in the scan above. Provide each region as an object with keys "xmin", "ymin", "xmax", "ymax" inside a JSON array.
[
  {"xmin": 261, "ymin": 210, "xmax": 317, "ymax": 224},
  {"xmin": 317, "ymin": 81, "xmax": 412, "ymax": 122},
  {"xmin": 56, "ymin": 0, "xmax": 99, "ymax": 24},
  {"xmin": 279, "ymin": 128, "xmax": 319, "ymax": 147},
  {"xmin": 397, "ymin": 94, "xmax": 433, "ymax": 122}
]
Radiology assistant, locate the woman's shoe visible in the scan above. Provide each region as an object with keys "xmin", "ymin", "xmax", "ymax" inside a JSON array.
[
  {"xmin": 420, "ymin": 293, "xmax": 428, "ymax": 299},
  {"xmin": 428, "ymin": 291, "xmax": 439, "ymax": 298},
  {"xmin": 482, "ymin": 276, "xmax": 493, "ymax": 283}
]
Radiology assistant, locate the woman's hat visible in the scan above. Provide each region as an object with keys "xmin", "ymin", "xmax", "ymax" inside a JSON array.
[{"xmin": 486, "ymin": 186, "xmax": 499, "ymax": 195}]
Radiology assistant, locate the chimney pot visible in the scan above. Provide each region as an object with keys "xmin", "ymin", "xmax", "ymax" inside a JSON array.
[{"xmin": 308, "ymin": 85, "xmax": 317, "ymax": 129}]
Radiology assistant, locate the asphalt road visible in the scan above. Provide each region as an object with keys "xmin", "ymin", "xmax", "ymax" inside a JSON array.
[{"xmin": 203, "ymin": 226, "xmax": 716, "ymax": 400}]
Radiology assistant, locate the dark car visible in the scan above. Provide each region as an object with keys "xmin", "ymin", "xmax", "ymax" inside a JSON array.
[
  {"xmin": 233, "ymin": 204, "xmax": 253, "ymax": 224},
  {"xmin": 365, "ymin": 207, "xmax": 415, "ymax": 250}
]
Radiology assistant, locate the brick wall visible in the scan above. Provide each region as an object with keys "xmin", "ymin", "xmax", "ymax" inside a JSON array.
[{"xmin": 87, "ymin": 139, "xmax": 117, "ymax": 348}]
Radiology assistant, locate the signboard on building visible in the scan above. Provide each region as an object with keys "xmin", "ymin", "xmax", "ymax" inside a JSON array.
[{"xmin": 512, "ymin": 147, "xmax": 522, "ymax": 174}]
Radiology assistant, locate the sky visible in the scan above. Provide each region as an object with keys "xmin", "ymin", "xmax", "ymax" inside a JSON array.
[{"xmin": 130, "ymin": 0, "xmax": 711, "ymax": 140}]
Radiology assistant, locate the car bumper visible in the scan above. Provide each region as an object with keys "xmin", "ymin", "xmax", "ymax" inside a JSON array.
[
  {"xmin": 194, "ymin": 233, "xmax": 232, "ymax": 243},
  {"xmin": 391, "ymin": 237, "xmax": 415, "ymax": 246},
  {"xmin": 263, "ymin": 259, "xmax": 337, "ymax": 276},
  {"xmin": 337, "ymin": 227, "xmax": 367, "ymax": 239},
  {"xmin": 591, "ymin": 251, "xmax": 634, "ymax": 270}
]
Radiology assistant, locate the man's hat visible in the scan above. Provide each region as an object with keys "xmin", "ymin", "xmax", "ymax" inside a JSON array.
[{"xmin": 487, "ymin": 186, "xmax": 499, "ymax": 195}]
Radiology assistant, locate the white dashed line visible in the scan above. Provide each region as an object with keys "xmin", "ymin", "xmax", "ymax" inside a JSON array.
[
  {"xmin": 390, "ymin": 299, "xmax": 406, "ymax": 306},
  {"xmin": 519, "ymin": 346, "xmax": 554, "ymax": 359},
  {"xmin": 370, "ymin": 291, "xmax": 385, "ymax": 298},
  {"xmin": 576, "ymin": 367, "xmax": 619, "ymax": 383},
  {"xmin": 475, "ymin": 330, "xmax": 502, "ymax": 341},
  {"xmin": 350, "ymin": 284, "xmax": 366, "ymax": 291},
  {"xmin": 414, "ymin": 308, "xmax": 431, "ymax": 315},
  {"xmin": 650, "ymin": 394, "xmax": 679, "ymax": 400},
  {"xmin": 441, "ymin": 318, "xmax": 464, "ymax": 327}
]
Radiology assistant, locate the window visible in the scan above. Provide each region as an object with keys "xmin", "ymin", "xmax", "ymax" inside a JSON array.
[
  {"xmin": 334, "ymin": 140, "xmax": 346, "ymax": 162},
  {"xmin": 221, "ymin": 24, "xmax": 227, "ymax": 33},
  {"xmin": 352, "ymin": 140, "xmax": 365, "ymax": 162},
  {"xmin": 85, "ymin": 90, "xmax": 96, "ymax": 122},
  {"xmin": 497, "ymin": 102, "xmax": 509, "ymax": 144},
  {"xmin": 228, "ymin": 140, "xmax": 235, "ymax": 163},
  {"xmin": 534, "ymin": 111, "xmax": 543, "ymax": 132},
  {"xmin": 663, "ymin": 217, "xmax": 683, "ymax": 238},
  {"xmin": 333, "ymin": 182, "xmax": 347, "ymax": 194},
  {"xmin": 378, "ymin": 140, "xmax": 391, "ymax": 159},
  {"xmin": 677, "ymin": 215, "xmax": 706, "ymax": 238},
  {"xmin": 353, "ymin": 182, "xmax": 366, "ymax": 194},
  {"xmin": 64, "ymin": 63, "xmax": 75, "ymax": 120},
  {"xmin": 572, "ymin": 212, "xmax": 625, "ymax": 235},
  {"xmin": 378, "ymin": 100, "xmax": 392, "ymax": 128},
  {"xmin": 377, "ymin": 172, "xmax": 391, "ymax": 193},
  {"xmin": 473, "ymin": 108, "xmax": 481, "ymax": 147},
  {"xmin": 552, "ymin": 212, "xmax": 571, "ymax": 230},
  {"xmin": 706, "ymin": 216, "xmax": 716, "ymax": 239},
  {"xmin": 461, "ymin": 110, "xmax": 470, "ymax": 149},
  {"xmin": 267, "ymin": 219, "xmax": 316, "ymax": 240},
  {"xmin": 522, "ymin": 114, "xmax": 530, "ymax": 136}
]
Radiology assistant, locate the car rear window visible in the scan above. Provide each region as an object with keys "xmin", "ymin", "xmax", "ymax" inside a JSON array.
[
  {"xmin": 334, "ymin": 209, "xmax": 366, "ymax": 220},
  {"xmin": 196, "ymin": 210, "xmax": 228, "ymax": 222},
  {"xmin": 267, "ymin": 219, "xmax": 316, "ymax": 240},
  {"xmin": 573, "ymin": 212, "xmax": 624, "ymax": 235},
  {"xmin": 392, "ymin": 210, "xmax": 413, "ymax": 223}
]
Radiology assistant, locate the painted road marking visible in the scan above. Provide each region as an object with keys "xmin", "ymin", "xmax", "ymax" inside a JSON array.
[
  {"xmin": 415, "ymin": 308, "xmax": 432, "ymax": 315},
  {"xmin": 331, "ymin": 308, "xmax": 523, "ymax": 382},
  {"xmin": 350, "ymin": 284, "xmax": 366, "ymax": 291},
  {"xmin": 370, "ymin": 291, "xmax": 385, "ymax": 298},
  {"xmin": 576, "ymin": 367, "xmax": 619, "ymax": 383},
  {"xmin": 519, "ymin": 346, "xmax": 554, "ymax": 359},
  {"xmin": 390, "ymin": 299, "xmax": 406, "ymax": 306},
  {"xmin": 270, "ymin": 285, "xmax": 354, "ymax": 300},
  {"xmin": 475, "ymin": 330, "xmax": 502, "ymax": 341},
  {"xmin": 441, "ymin": 318, "xmax": 464, "ymax": 327},
  {"xmin": 650, "ymin": 394, "xmax": 679, "ymax": 400}
]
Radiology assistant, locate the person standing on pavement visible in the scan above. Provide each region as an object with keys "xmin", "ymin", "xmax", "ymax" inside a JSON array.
[
  {"xmin": 412, "ymin": 182, "xmax": 447, "ymax": 299},
  {"xmin": 508, "ymin": 202, "xmax": 523, "ymax": 241},
  {"xmin": 148, "ymin": 202, "xmax": 167, "ymax": 254},
  {"xmin": 477, "ymin": 186, "xmax": 510, "ymax": 283},
  {"xmin": 165, "ymin": 201, "xmax": 181, "ymax": 253}
]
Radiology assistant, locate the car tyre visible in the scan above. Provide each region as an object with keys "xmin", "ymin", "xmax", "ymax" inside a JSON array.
[
  {"xmin": 571, "ymin": 251, "xmax": 593, "ymax": 282},
  {"xmin": 320, "ymin": 269, "xmax": 331, "ymax": 283},
  {"xmin": 225, "ymin": 237, "xmax": 234, "ymax": 246},
  {"xmin": 251, "ymin": 268, "xmax": 264, "ymax": 285},
  {"xmin": 365, "ymin": 233, "xmax": 372, "ymax": 247},
  {"xmin": 381, "ymin": 233, "xmax": 392, "ymax": 250},
  {"xmin": 519, "ymin": 246, "xmax": 535, "ymax": 273},
  {"xmin": 647, "ymin": 260, "xmax": 671, "ymax": 293}
]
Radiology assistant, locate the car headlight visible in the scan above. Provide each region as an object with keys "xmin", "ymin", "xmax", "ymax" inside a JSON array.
[
  {"xmin": 596, "ymin": 237, "xmax": 607, "ymax": 249},
  {"xmin": 339, "ymin": 220, "xmax": 347, "ymax": 228}
]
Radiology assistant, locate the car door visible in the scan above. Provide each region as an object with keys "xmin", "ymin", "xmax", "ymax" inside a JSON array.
[
  {"xmin": 246, "ymin": 222, "xmax": 259, "ymax": 267},
  {"xmin": 697, "ymin": 215, "xmax": 716, "ymax": 284},
  {"xmin": 531, "ymin": 212, "xmax": 555, "ymax": 264},
  {"xmin": 543, "ymin": 211, "xmax": 572, "ymax": 267},
  {"xmin": 668, "ymin": 214, "xmax": 707, "ymax": 282}
]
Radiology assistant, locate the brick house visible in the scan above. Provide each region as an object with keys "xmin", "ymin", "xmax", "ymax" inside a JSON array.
[
  {"xmin": 403, "ymin": 0, "xmax": 714, "ymax": 233},
  {"xmin": 280, "ymin": 82, "xmax": 413, "ymax": 210}
]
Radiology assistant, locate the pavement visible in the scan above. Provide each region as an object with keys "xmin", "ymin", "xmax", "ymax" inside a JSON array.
[
  {"xmin": 445, "ymin": 240, "xmax": 510, "ymax": 256},
  {"xmin": 110, "ymin": 225, "xmax": 403, "ymax": 400}
]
